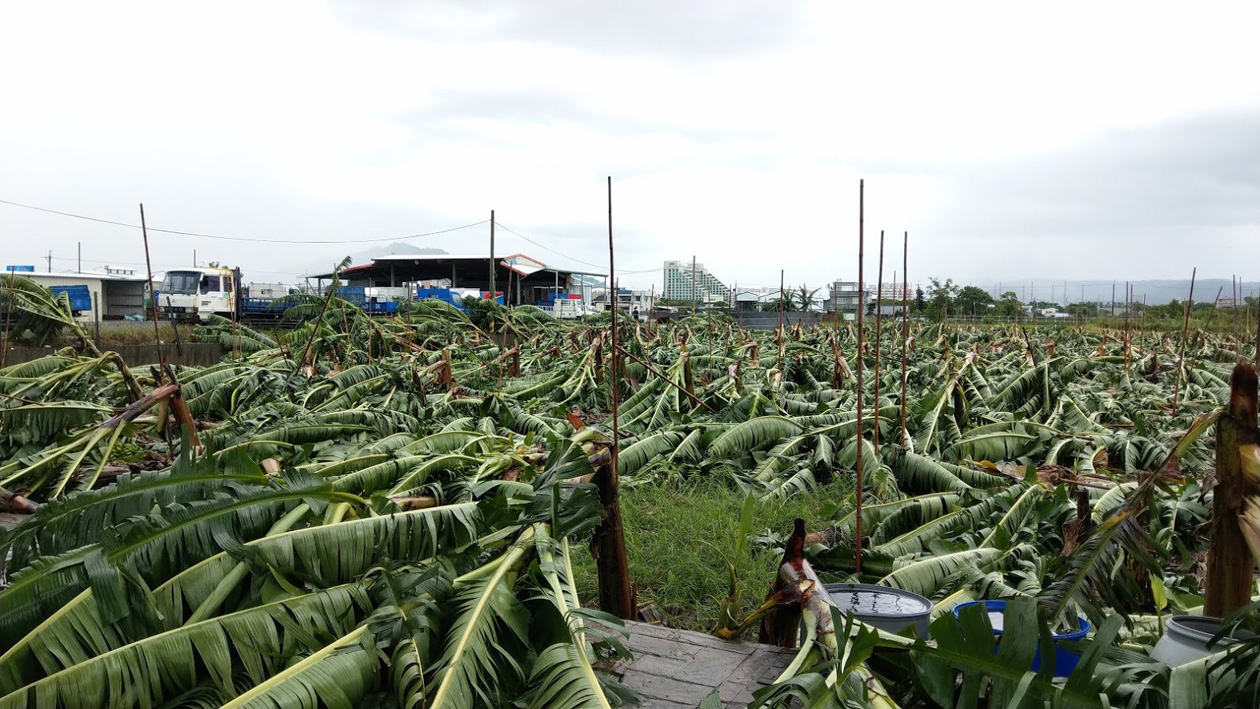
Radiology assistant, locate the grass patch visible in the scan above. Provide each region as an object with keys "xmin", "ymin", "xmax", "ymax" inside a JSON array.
[{"xmin": 572, "ymin": 476, "xmax": 853, "ymax": 638}]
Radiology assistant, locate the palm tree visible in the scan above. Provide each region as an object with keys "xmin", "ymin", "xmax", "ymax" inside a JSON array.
[{"xmin": 794, "ymin": 285, "xmax": 820, "ymax": 312}]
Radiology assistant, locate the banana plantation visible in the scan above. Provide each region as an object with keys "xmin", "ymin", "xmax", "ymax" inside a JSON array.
[{"xmin": 1, "ymin": 273, "xmax": 1259, "ymax": 708}]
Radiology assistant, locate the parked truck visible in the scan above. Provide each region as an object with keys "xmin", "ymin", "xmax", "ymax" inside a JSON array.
[
  {"xmin": 159, "ymin": 267, "xmax": 240, "ymax": 323},
  {"xmin": 160, "ymin": 267, "xmax": 302, "ymax": 322}
]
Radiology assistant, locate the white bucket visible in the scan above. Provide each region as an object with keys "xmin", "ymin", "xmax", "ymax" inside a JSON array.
[{"xmin": 1151, "ymin": 616, "xmax": 1247, "ymax": 666}]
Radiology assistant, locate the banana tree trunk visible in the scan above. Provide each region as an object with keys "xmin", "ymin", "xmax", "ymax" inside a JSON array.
[
  {"xmin": 1205, "ymin": 361, "xmax": 1259, "ymax": 616},
  {"xmin": 593, "ymin": 442, "xmax": 634, "ymax": 619}
]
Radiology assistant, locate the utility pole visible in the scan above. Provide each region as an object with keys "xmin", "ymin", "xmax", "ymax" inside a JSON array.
[
  {"xmin": 489, "ymin": 210, "xmax": 496, "ymax": 300},
  {"xmin": 46, "ymin": 250, "xmax": 52, "ymax": 273},
  {"xmin": 77, "ymin": 242, "xmax": 81, "ymax": 273}
]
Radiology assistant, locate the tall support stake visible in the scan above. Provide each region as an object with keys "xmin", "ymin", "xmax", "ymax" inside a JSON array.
[
  {"xmin": 872, "ymin": 231, "xmax": 885, "ymax": 455},
  {"xmin": 855, "ymin": 179, "xmax": 865, "ymax": 573},
  {"xmin": 489, "ymin": 210, "xmax": 496, "ymax": 301},
  {"xmin": 691, "ymin": 255, "xmax": 697, "ymax": 317},
  {"xmin": 776, "ymin": 269, "xmax": 785, "ymax": 371},
  {"xmin": 1172, "ymin": 268, "xmax": 1197, "ymax": 412},
  {"xmin": 139, "ymin": 204, "xmax": 165, "ymax": 376},
  {"xmin": 1124, "ymin": 281, "xmax": 1132, "ymax": 374},
  {"xmin": 1, "ymin": 269, "xmax": 13, "ymax": 369},
  {"xmin": 901, "ymin": 231, "xmax": 909, "ymax": 447},
  {"xmin": 598, "ymin": 175, "xmax": 633, "ymax": 620},
  {"xmin": 1205, "ymin": 361, "xmax": 1259, "ymax": 616},
  {"xmin": 1233, "ymin": 275, "xmax": 1239, "ymax": 338}
]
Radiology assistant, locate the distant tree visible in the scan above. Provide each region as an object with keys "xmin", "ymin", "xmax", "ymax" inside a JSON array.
[
  {"xmin": 914, "ymin": 287, "xmax": 926, "ymax": 314},
  {"xmin": 926, "ymin": 278, "xmax": 960, "ymax": 321},
  {"xmin": 996, "ymin": 291, "xmax": 1022, "ymax": 317},
  {"xmin": 793, "ymin": 285, "xmax": 820, "ymax": 312},
  {"xmin": 955, "ymin": 286, "xmax": 995, "ymax": 317},
  {"xmin": 761, "ymin": 294, "xmax": 796, "ymax": 312},
  {"xmin": 1066, "ymin": 301, "xmax": 1099, "ymax": 318}
]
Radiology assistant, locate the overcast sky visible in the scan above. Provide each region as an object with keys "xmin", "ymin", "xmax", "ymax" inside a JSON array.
[{"xmin": 2, "ymin": 1, "xmax": 1257, "ymax": 293}]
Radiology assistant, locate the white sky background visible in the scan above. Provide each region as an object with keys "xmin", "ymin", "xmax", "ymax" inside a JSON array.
[{"xmin": 1, "ymin": 1, "xmax": 1257, "ymax": 293}]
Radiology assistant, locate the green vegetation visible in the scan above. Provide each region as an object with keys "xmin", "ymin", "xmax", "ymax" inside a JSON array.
[
  {"xmin": 572, "ymin": 478, "xmax": 851, "ymax": 631},
  {"xmin": 1, "ymin": 272, "xmax": 1259, "ymax": 708}
]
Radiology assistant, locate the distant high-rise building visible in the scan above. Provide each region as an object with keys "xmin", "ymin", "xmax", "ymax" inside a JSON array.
[{"xmin": 663, "ymin": 260, "xmax": 730, "ymax": 303}]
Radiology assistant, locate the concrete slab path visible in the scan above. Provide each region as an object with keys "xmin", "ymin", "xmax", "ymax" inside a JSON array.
[{"xmin": 614, "ymin": 621, "xmax": 794, "ymax": 709}]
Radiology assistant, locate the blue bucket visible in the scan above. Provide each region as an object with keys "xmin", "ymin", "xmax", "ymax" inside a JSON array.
[{"xmin": 953, "ymin": 600, "xmax": 1091, "ymax": 678}]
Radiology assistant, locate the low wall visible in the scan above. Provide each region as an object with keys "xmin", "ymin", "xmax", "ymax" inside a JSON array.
[
  {"xmin": 3, "ymin": 342, "xmax": 226, "ymax": 367},
  {"xmin": 733, "ymin": 313, "xmax": 823, "ymax": 330}
]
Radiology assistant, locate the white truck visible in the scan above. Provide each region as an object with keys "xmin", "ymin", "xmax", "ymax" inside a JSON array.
[
  {"xmin": 547, "ymin": 298, "xmax": 592, "ymax": 320},
  {"xmin": 158, "ymin": 267, "xmax": 240, "ymax": 323}
]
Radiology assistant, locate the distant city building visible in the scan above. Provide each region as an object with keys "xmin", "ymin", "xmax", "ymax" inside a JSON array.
[
  {"xmin": 871, "ymin": 282, "xmax": 911, "ymax": 302},
  {"xmin": 826, "ymin": 280, "xmax": 870, "ymax": 321},
  {"xmin": 592, "ymin": 288, "xmax": 655, "ymax": 314},
  {"xmin": 730, "ymin": 287, "xmax": 781, "ymax": 312},
  {"xmin": 663, "ymin": 260, "xmax": 730, "ymax": 303}
]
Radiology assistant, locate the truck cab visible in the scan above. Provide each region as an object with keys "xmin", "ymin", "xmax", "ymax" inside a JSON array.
[{"xmin": 159, "ymin": 267, "xmax": 238, "ymax": 323}]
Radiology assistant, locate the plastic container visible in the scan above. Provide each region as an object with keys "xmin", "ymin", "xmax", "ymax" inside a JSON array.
[
  {"xmin": 824, "ymin": 583, "xmax": 933, "ymax": 638},
  {"xmin": 1152, "ymin": 616, "xmax": 1249, "ymax": 666},
  {"xmin": 953, "ymin": 600, "xmax": 1091, "ymax": 678}
]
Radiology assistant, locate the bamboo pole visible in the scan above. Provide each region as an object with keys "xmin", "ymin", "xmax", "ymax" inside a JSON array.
[
  {"xmin": 1123, "ymin": 281, "xmax": 1131, "ymax": 374},
  {"xmin": 872, "ymin": 231, "xmax": 884, "ymax": 455},
  {"xmin": 900, "ymin": 232, "xmax": 909, "ymax": 447},
  {"xmin": 139, "ymin": 204, "xmax": 165, "ymax": 378},
  {"xmin": 598, "ymin": 175, "xmax": 633, "ymax": 620},
  {"xmin": 489, "ymin": 209, "xmax": 496, "ymax": 302},
  {"xmin": 691, "ymin": 255, "xmax": 697, "ymax": 318},
  {"xmin": 776, "ymin": 269, "xmax": 785, "ymax": 372},
  {"xmin": 0, "ymin": 268, "xmax": 13, "ymax": 370},
  {"xmin": 1172, "ymin": 268, "xmax": 1197, "ymax": 413},
  {"xmin": 855, "ymin": 179, "xmax": 865, "ymax": 573}
]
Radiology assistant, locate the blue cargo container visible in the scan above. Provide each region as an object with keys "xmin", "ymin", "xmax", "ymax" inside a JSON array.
[{"xmin": 51, "ymin": 285, "xmax": 92, "ymax": 314}]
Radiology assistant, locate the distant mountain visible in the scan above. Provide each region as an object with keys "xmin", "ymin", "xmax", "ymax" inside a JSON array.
[{"xmin": 967, "ymin": 279, "xmax": 1259, "ymax": 306}]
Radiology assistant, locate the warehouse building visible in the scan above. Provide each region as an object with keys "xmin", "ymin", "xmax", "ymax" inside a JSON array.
[
  {"xmin": 311, "ymin": 253, "xmax": 601, "ymax": 307},
  {"xmin": 13, "ymin": 267, "xmax": 151, "ymax": 321}
]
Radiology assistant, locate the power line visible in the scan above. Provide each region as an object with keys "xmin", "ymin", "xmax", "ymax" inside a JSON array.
[
  {"xmin": 495, "ymin": 222, "xmax": 659, "ymax": 276},
  {"xmin": 0, "ymin": 198, "xmax": 488, "ymax": 244},
  {"xmin": 494, "ymin": 222, "xmax": 608, "ymax": 271},
  {"xmin": 45, "ymin": 254, "xmax": 303, "ymax": 278}
]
